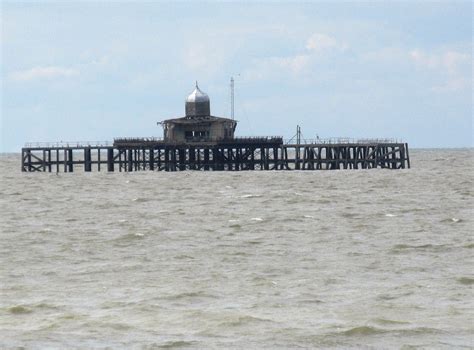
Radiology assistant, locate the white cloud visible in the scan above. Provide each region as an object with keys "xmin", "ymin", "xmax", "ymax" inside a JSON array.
[
  {"xmin": 410, "ymin": 49, "xmax": 471, "ymax": 92},
  {"xmin": 410, "ymin": 49, "xmax": 469, "ymax": 71},
  {"xmin": 272, "ymin": 54, "xmax": 311, "ymax": 73},
  {"xmin": 9, "ymin": 66, "xmax": 79, "ymax": 82},
  {"xmin": 242, "ymin": 33, "xmax": 348, "ymax": 81},
  {"xmin": 432, "ymin": 76, "xmax": 470, "ymax": 93},
  {"xmin": 306, "ymin": 33, "xmax": 348, "ymax": 53}
]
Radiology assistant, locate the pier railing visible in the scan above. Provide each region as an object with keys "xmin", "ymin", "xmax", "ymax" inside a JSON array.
[
  {"xmin": 24, "ymin": 141, "xmax": 112, "ymax": 148},
  {"xmin": 25, "ymin": 137, "xmax": 404, "ymax": 149},
  {"xmin": 284, "ymin": 137, "xmax": 403, "ymax": 145},
  {"xmin": 113, "ymin": 136, "xmax": 284, "ymax": 145}
]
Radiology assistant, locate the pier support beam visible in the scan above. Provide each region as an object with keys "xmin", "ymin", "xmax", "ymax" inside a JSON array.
[{"xmin": 84, "ymin": 148, "xmax": 92, "ymax": 172}]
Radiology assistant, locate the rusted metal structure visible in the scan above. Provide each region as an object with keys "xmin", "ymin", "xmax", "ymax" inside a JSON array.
[
  {"xmin": 21, "ymin": 83, "xmax": 410, "ymax": 172},
  {"xmin": 21, "ymin": 139, "xmax": 409, "ymax": 172}
]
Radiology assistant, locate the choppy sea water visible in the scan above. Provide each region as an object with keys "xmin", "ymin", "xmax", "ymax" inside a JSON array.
[{"xmin": 0, "ymin": 149, "xmax": 472, "ymax": 349}]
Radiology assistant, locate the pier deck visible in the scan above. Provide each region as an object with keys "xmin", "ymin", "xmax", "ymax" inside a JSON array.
[{"xmin": 21, "ymin": 138, "xmax": 410, "ymax": 172}]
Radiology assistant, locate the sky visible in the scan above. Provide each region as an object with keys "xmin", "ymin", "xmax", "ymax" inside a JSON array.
[{"xmin": 1, "ymin": 1, "xmax": 472, "ymax": 151}]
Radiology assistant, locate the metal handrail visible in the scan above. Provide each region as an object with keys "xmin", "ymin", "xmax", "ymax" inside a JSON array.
[
  {"xmin": 113, "ymin": 136, "xmax": 284, "ymax": 144},
  {"xmin": 114, "ymin": 137, "xmax": 163, "ymax": 142},
  {"xmin": 24, "ymin": 141, "xmax": 111, "ymax": 148},
  {"xmin": 24, "ymin": 137, "xmax": 403, "ymax": 148},
  {"xmin": 284, "ymin": 137, "xmax": 403, "ymax": 144}
]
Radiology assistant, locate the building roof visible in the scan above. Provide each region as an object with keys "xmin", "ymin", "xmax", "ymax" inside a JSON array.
[
  {"xmin": 161, "ymin": 115, "xmax": 236, "ymax": 125},
  {"xmin": 185, "ymin": 82, "xmax": 210, "ymax": 103}
]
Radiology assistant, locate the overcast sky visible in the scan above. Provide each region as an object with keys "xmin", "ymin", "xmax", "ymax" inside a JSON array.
[{"xmin": 1, "ymin": 1, "xmax": 472, "ymax": 151}]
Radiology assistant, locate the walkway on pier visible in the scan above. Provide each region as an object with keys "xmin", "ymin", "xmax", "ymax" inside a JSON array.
[{"xmin": 21, "ymin": 138, "xmax": 410, "ymax": 172}]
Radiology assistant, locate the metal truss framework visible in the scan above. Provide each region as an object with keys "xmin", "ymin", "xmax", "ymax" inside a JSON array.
[{"xmin": 21, "ymin": 142, "xmax": 410, "ymax": 172}]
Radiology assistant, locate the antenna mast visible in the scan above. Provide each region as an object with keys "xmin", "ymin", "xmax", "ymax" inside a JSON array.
[{"xmin": 230, "ymin": 77, "xmax": 234, "ymax": 120}]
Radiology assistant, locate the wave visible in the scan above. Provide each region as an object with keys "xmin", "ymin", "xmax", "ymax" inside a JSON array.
[
  {"xmin": 7, "ymin": 305, "xmax": 33, "ymax": 314},
  {"xmin": 162, "ymin": 291, "xmax": 218, "ymax": 301},
  {"xmin": 440, "ymin": 217, "xmax": 463, "ymax": 223},
  {"xmin": 372, "ymin": 318, "xmax": 410, "ymax": 326},
  {"xmin": 390, "ymin": 244, "xmax": 451, "ymax": 253},
  {"xmin": 217, "ymin": 315, "xmax": 274, "ymax": 328},
  {"xmin": 131, "ymin": 197, "xmax": 151, "ymax": 203},
  {"xmin": 456, "ymin": 277, "xmax": 474, "ymax": 285},
  {"xmin": 112, "ymin": 232, "xmax": 146, "ymax": 242},
  {"xmin": 157, "ymin": 340, "xmax": 198, "ymax": 349},
  {"xmin": 338, "ymin": 325, "xmax": 443, "ymax": 337},
  {"xmin": 341, "ymin": 326, "xmax": 387, "ymax": 336}
]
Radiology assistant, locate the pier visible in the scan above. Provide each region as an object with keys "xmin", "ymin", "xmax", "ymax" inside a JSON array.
[
  {"xmin": 21, "ymin": 83, "xmax": 410, "ymax": 173},
  {"xmin": 21, "ymin": 138, "xmax": 410, "ymax": 172}
]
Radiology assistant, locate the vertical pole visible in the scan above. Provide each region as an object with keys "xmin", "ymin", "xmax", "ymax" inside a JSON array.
[
  {"xmin": 227, "ymin": 148, "xmax": 232, "ymax": 171},
  {"xmin": 97, "ymin": 148, "xmax": 101, "ymax": 172},
  {"xmin": 405, "ymin": 143, "xmax": 410, "ymax": 169},
  {"xmin": 157, "ymin": 148, "xmax": 162, "ymax": 170},
  {"xmin": 64, "ymin": 150, "xmax": 68, "ymax": 172},
  {"xmin": 250, "ymin": 147, "xmax": 255, "ymax": 170},
  {"xmin": 149, "ymin": 148, "xmax": 155, "ymax": 171},
  {"xmin": 128, "ymin": 149, "xmax": 133, "ymax": 172},
  {"xmin": 204, "ymin": 148, "xmax": 210, "ymax": 170},
  {"xmin": 263, "ymin": 147, "xmax": 269, "ymax": 170},
  {"xmin": 296, "ymin": 125, "xmax": 301, "ymax": 170},
  {"xmin": 68, "ymin": 149, "xmax": 73, "ymax": 172},
  {"xmin": 230, "ymin": 77, "xmax": 234, "ymax": 120},
  {"xmin": 178, "ymin": 148, "xmax": 185, "ymax": 171},
  {"xmin": 42, "ymin": 150, "xmax": 46, "ymax": 172},
  {"xmin": 295, "ymin": 146, "xmax": 300, "ymax": 170},
  {"xmin": 134, "ymin": 149, "xmax": 138, "ymax": 171},
  {"xmin": 84, "ymin": 148, "xmax": 92, "ymax": 172},
  {"xmin": 172, "ymin": 148, "xmax": 177, "ymax": 171},
  {"xmin": 189, "ymin": 147, "xmax": 195, "ymax": 170},
  {"xmin": 273, "ymin": 147, "xmax": 278, "ymax": 170},
  {"xmin": 27, "ymin": 150, "xmax": 32, "ymax": 172},
  {"xmin": 164, "ymin": 148, "xmax": 169, "ymax": 171},
  {"xmin": 118, "ymin": 150, "xmax": 122, "ymax": 172},
  {"xmin": 48, "ymin": 150, "xmax": 52, "ymax": 172},
  {"xmin": 212, "ymin": 148, "xmax": 218, "ymax": 171},
  {"xmin": 107, "ymin": 148, "xmax": 114, "ymax": 172},
  {"xmin": 21, "ymin": 149, "xmax": 26, "ymax": 172}
]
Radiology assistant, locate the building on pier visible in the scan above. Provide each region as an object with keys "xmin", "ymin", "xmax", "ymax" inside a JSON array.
[{"xmin": 159, "ymin": 83, "xmax": 237, "ymax": 143}]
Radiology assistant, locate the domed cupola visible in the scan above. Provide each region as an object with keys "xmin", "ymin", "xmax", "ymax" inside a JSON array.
[{"xmin": 185, "ymin": 82, "xmax": 210, "ymax": 118}]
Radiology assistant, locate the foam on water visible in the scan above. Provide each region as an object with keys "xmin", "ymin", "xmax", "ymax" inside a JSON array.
[{"xmin": 0, "ymin": 149, "xmax": 473, "ymax": 349}]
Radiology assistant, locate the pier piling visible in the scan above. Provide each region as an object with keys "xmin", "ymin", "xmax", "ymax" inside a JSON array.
[{"xmin": 21, "ymin": 138, "xmax": 410, "ymax": 173}]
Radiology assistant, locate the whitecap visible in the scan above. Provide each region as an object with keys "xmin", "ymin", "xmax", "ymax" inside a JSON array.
[
  {"xmin": 385, "ymin": 214, "xmax": 397, "ymax": 217},
  {"xmin": 241, "ymin": 194, "xmax": 262, "ymax": 198},
  {"xmin": 250, "ymin": 217, "xmax": 263, "ymax": 221},
  {"xmin": 303, "ymin": 215, "xmax": 314, "ymax": 219}
]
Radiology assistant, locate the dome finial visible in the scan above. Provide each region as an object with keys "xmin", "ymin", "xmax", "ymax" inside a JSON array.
[{"xmin": 185, "ymin": 82, "xmax": 210, "ymax": 117}]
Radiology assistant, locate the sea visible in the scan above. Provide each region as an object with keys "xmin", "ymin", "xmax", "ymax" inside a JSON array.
[{"xmin": 0, "ymin": 149, "xmax": 472, "ymax": 349}]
